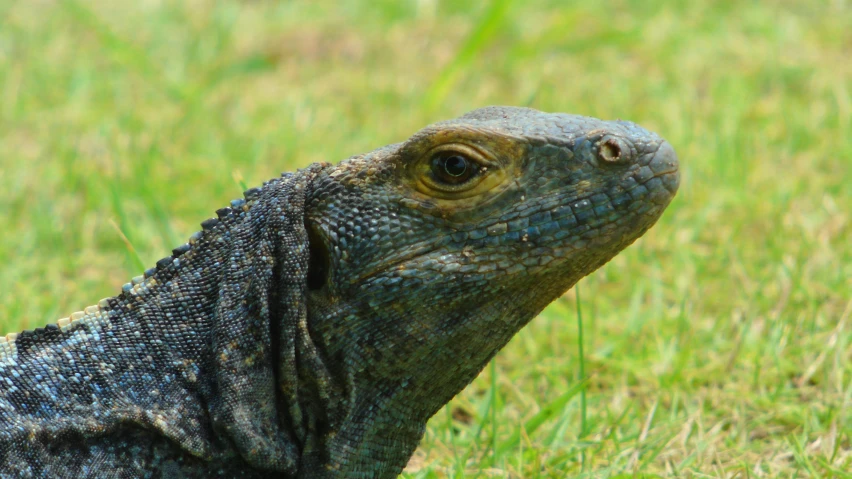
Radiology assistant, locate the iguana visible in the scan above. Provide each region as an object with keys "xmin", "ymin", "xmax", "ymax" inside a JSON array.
[{"xmin": 0, "ymin": 106, "xmax": 679, "ymax": 478}]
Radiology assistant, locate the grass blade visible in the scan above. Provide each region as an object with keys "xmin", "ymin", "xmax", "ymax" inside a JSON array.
[
  {"xmin": 424, "ymin": 0, "xmax": 514, "ymax": 111},
  {"xmin": 496, "ymin": 376, "xmax": 591, "ymax": 457}
]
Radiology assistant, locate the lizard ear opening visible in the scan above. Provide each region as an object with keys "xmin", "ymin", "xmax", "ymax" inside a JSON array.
[{"xmin": 306, "ymin": 222, "xmax": 329, "ymax": 291}]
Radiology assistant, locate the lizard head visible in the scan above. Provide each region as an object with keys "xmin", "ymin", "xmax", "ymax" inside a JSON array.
[{"xmin": 303, "ymin": 105, "xmax": 678, "ymax": 427}]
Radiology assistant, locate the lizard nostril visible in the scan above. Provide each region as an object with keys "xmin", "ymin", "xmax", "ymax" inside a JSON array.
[
  {"xmin": 600, "ymin": 140, "xmax": 621, "ymax": 162},
  {"xmin": 598, "ymin": 137, "xmax": 629, "ymax": 164}
]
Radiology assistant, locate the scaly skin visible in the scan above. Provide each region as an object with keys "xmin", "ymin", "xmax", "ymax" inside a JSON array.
[{"xmin": 0, "ymin": 107, "xmax": 679, "ymax": 478}]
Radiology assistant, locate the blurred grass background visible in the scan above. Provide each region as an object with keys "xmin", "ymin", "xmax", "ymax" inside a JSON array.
[{"xmin": 0, "ymin": 0, "xmax": 850, "ymax": 477}]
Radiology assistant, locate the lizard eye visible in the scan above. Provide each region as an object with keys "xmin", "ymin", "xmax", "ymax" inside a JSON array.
[
  {"xmin": 431, "ymin": 152, "xmax": 476, "ymax": 185},
  {"xmin": 412, "ymin": 142, "xmax": 504, "ymax": 199}
]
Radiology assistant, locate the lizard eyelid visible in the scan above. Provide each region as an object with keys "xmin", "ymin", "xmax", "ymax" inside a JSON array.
[{"xmin": 419, "ymin": 143, "xmax": 494, "ymax": 194}]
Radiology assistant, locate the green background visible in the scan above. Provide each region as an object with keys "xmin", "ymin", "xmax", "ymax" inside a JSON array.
[{"xmin": 1, "ymin": 1, "xmax": 849, "ymax": 477}]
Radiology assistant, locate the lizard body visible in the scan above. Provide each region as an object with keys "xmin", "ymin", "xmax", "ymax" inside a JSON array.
[{"xmin": 0, "ymin": 107, "xmax": 679, "ymax": 478}]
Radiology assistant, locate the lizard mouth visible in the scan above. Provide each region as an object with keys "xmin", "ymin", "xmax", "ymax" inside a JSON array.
[{"xmin": 352, "ymin": 241, "xmax": 448, "ymax": 287}]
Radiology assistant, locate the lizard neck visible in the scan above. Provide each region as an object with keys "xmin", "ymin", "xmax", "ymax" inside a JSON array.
[{"xmin": 303, "ymin": 288, "xmax": 551, "ymax": 477}]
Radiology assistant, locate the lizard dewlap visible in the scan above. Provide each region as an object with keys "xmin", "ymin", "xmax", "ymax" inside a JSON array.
[{"xmin": 0, "ymin": 106, "xmax": 679, "ymax": 478}]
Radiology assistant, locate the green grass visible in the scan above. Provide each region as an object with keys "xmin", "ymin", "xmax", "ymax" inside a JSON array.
[{"xmin": 1, "ymin": 0, "xmax": 850, "ymax": 477}]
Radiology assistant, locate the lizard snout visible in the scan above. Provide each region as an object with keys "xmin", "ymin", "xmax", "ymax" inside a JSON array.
[{"xmin": 647, "ymin": 141, "xmax": 680, "ymax": 196}]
